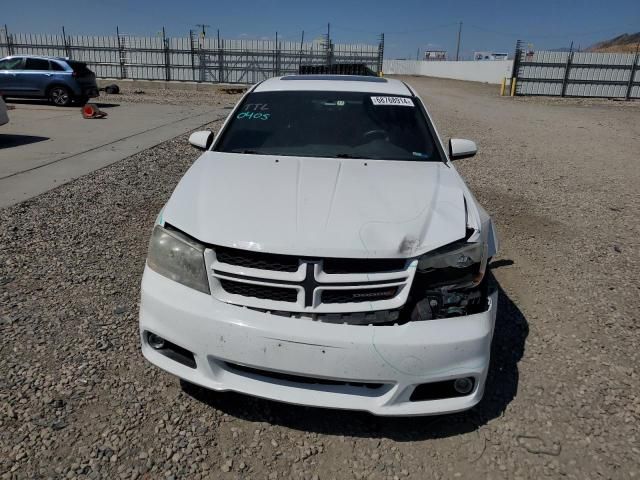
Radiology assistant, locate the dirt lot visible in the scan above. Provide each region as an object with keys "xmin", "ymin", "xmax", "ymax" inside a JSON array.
[{"xmin": 1, "ymin": 77, "xmax": 639, "ymax": 480}]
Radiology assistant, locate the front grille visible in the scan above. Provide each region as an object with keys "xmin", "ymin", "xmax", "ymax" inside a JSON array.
[
  {"xmin": 215, "ymin": 246, "xmax": 299, "ymax": 272},
  {"xmin": 322, "ymin": 287, "xmax": 398, "ymax": 304},
  {"xmin": 323, "ymin": 258, "xmax": 407, "ymax": 274},
  {"xmin": 219, "ymin": 279, "xmax": 297, "ymax": 303},
  {"xmin": 225, "ymin": 362, "xmax": 385, "ymax": 390},
  {"xmin": 211, "ymin": 246, "xmax": 415, "ymax": 315}
]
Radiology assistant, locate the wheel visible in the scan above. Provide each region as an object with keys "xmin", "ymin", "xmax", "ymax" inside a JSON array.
[{"xmin": 48, "ymin": 86, "xmax": 72, "ymax": 107}]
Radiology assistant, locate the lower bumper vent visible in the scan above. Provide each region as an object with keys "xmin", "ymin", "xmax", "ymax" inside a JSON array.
[{"xmin": 224, "ymin": 361, "xmax": 384, "ymax": 390}]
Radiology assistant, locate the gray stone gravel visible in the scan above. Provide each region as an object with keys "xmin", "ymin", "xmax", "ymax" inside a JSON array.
[
  {"xmin": 99, "ymin": 85, "xmax": 245, "ymax": 107},
  {"xmin": 1, "ymin": 80, "xmax": 639, "ymax": 479}
]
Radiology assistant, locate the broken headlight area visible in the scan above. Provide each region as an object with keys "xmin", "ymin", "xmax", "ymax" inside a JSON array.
[
  {"xmin": 407, "ymin": 285, "xmax": 487, "ymax": 321},
  {"xmin": 406, "ymin": 240, "xmax": 490, "ymax": 321}
]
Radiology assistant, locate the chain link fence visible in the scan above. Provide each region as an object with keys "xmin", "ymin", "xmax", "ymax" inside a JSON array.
[{"xmin": 0, "ymin": 26, "xmax": 384, "ymax": 84}]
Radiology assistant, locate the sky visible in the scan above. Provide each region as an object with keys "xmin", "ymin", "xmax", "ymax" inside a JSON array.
[{"xmin": 2, "ymin": 0, "xmax": 639, "ymax": 59}]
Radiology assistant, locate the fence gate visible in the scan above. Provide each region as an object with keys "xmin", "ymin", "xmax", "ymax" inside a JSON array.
[{"xmin": 512, "ymin": 40, "xmax": 640, "ymax": 99}]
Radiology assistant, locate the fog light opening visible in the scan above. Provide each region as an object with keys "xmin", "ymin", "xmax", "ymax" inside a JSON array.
[
  {"xmin": 453, "ymin": 377, "xmax": 474, "ymax": 395},
  {"xmin": 147, "ymin": 333, "xmax": 166, "ymax": 350}
]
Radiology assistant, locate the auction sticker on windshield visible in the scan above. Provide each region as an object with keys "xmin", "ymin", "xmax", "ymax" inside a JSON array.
[{"xmin": 371, "ymin": 96, "xmax": 414, "ymax": 106}]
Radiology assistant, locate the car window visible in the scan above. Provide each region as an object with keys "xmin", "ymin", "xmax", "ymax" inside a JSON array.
[
  {"xmin": 216, "ymin": 90, "xmax": 442, "ymax": 161},
  {"xmin": 216, "ymin": 91, "xmax": 441, "ymax": 161},
  {"xmin": 49, "ymin": 61, "xmax": 65, "ymax": 71},
  {"xmin": 25, "ymin": 58, "xmax": 50, "ymax": 71},
  {"xmin": 68, "ymin": 61, "xmax": 91, "ymax": 75},
  {"xmin": 0, "ymin": 58, "xmax": 24, "ymax": 70}
]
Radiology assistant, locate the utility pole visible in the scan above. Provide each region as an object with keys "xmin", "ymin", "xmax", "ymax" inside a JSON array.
[
  {"xmin": 416, "ymin": 48, "xmax": 420, "ymax": 60},
  {"xmin": 196, "ymin": 24, "xmax": 210, "ymax": 38},
  {"xmin": 455, "ymin": 21, "xmax": 462, "ymax": 61}
]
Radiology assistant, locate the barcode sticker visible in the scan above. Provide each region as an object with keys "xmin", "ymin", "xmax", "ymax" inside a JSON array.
[{"xmin": 371, "ymin": 96, "xmax": 414, "ymax": 106}]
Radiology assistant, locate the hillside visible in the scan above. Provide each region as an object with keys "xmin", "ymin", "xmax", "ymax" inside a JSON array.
[{"xmin": 587, "ymin": 32, "xmax": 640, "ymax": 53}]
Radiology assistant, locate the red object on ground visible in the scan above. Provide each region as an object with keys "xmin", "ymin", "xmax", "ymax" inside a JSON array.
[{"xmin": 82, "ymin": 103, "xmax": 107, "ymax": 119}]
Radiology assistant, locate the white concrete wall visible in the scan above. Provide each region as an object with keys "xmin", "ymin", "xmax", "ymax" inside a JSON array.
[{"xmin": 383, "ymin": 59, "xmax": 513, "ymax": 84}]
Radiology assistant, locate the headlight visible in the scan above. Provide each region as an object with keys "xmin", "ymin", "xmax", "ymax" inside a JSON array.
[
  {"xmin": 417, "ymin": 241, "xmax": 487, "ymax": 288},
  {"xmin": 147, "ymin": 225, "xmax": 210, "ymax": 294}
]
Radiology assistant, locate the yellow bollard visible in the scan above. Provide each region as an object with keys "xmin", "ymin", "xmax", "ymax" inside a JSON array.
[
  {"xmin": 510, "ymin": 77, "xmax": 517, "ymax": 97},
  {"xmin": 500, "ymin": 77, "xmax": 506, "ymax": 96}
]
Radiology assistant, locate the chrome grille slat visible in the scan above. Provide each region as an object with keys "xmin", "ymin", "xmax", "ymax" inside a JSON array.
[
  {"xmin": 204, "ymin": 248, "xmax": 417, "ymax": 314},
  {"xmin": 218, "ymin": 279, "xmax": 298, "ymax": 303},
  {"xmin": 215, "ymin": 246, "xmax": 300, "ymax": 272}
]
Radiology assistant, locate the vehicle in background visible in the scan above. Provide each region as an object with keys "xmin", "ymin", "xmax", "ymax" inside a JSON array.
[
  {"xmin": 299, "ymin": 63, "xmax": 377, "ymax": 76},
  {"xmin": 0, "ymin": 96, "xmax": 8, "ymax": 125},
  {"xmin": 0, "ymin": 55, "xmax": 99, "ymax": 106}
]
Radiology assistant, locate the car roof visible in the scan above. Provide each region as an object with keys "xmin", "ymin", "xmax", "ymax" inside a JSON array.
[
  {"xmin": 2, "ymin": 55, "xmax": 69, "ymax": 62},
  {"xmin": 254, "ymin": 75, "xmax": 413, "ymax": 95}
]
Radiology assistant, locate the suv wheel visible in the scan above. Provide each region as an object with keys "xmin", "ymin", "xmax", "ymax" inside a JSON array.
[{"xmin": 49, "ymin": 86, "xmax": 72, "ymax": 107}]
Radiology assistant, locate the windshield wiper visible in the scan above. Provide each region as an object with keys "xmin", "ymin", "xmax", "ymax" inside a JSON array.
[
  {"xmin": 232, "ymin": 149, "xmax": 262, "ymax": 154},
  {"xmin": 335, "ymin": 153, "xmax": 371, "ymax": 159}
]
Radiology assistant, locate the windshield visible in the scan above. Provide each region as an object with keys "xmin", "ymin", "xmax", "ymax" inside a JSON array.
[{"xmin": 215, "ymin": 90, "xmax": 442, "ymax": 161}]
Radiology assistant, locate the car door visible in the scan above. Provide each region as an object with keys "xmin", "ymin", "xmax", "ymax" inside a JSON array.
[
  {"xmin": 0, "ymin": 57, "xmax": 25, "ymax": 95},
  {"xmin": 18, "ymin": 57, "xmax": 52, "ymax": 96}
]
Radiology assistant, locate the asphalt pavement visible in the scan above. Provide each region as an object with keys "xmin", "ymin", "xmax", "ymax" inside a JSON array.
[{"xmin": 0, "ymin": 100, "xmax": 226, "ymax": 207}]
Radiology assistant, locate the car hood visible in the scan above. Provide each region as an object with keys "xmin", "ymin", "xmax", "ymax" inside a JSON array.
[{"xmin": 162, "ymin": 152, "xmax": 467, "ymax": 258}]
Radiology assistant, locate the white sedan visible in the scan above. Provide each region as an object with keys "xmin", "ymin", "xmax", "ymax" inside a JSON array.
[{"xmin": 139, "ymin": 75, "xmax": 499, "ymax": 416}]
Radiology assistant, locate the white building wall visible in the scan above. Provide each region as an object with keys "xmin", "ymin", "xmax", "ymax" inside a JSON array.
[{"xmin": 383, "ymin": 59, "xmax": 514, "ymax": 84}]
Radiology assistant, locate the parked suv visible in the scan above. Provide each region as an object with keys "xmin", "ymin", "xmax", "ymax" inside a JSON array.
[
  {"xmin": 139, "ymin": 75, "xmax": 499, "ymax": 416},
  {"xmin": 0, "ymin": 97, "xmax": 8, "ymax": 126},
  {"xmin": 0, "ymin": 55, "xmax": 98, "ymax": 106}
]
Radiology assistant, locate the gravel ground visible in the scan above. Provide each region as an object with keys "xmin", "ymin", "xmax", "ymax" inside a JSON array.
[
  {"xmin": 1, "ymin": 80, "xmax": 639, "ymax": 480},
  {"xmin": 99, "ymin": 85, "xmax": 245, "ymax": 106}
]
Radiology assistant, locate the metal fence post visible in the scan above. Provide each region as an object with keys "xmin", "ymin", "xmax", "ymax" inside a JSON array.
[
  {"xmin": 217, "ymin": 30, "xmax": 224, "ymax": 83},
  {"xmin": 324, "ymin": 37, "xmax": 333, "ymax": 69},
  {"xmin": 189, "ymin": 30, "xmax": 196, "ymax": 82},
  {"xmin": 162, "ymin": 27, "xmax": 170, "ymax": 82},
  {"xmin": 377, "ymin": 33, "xmax": 385, "ymax": 75},
  {"xmin": 116, "ymin": 26, "xmax": 126, "ymax": 79},
  {"xmin": 62, "ymin": 26, "xmax": 72, "ymax": 59},
  {"xmin": 625, "ymin": 43, "xmax": 639, "ymax": 100},
  {"xmin": 298, "ymin": 30, "xmax": 305, "ymax": 71},
  {"xmin": 511, "ymin": 40, "xmax": 522, "ymax": 82},
  {"xmin": 199, "ymin": 38, "xmax": 205, "ymax": 83},
  {"xmin": 561, "ymin": 42, "xmax": 574, "ymax": 97},
  {"xmin": 3, "ymin": 24, "xmax": 14, "ymax": 55}
]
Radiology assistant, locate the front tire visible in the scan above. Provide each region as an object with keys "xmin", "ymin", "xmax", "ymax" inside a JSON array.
[{"xmin": 49, "ymin": 86, "xmax": 72, "ymax": 107}]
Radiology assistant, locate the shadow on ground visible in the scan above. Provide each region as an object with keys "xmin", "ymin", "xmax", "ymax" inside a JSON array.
[
  {"xmin": 0, "ymin": 134, "xmax": 49, "ymax": 149},
  {"xmin": 3, "ymin": 99, "xmax": 120, "ymax": 109},
  {"xmin": 182, "ymin": 268, "xmax": 528, "ymax": 441}
]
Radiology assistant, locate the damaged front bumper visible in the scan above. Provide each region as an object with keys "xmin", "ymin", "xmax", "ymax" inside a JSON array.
[{"xmin": 139, "ymin": 267, "xmax": 498, "ymax": 416}]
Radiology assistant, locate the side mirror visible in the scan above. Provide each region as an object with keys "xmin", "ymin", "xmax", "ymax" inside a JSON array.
[
  {"xmin": 188, "ymin": 130, "xmax": 214, "ymax": 150},
  {"xmin": 449, "ymin": 138, "xmax": 477, "ymax": 160}
]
